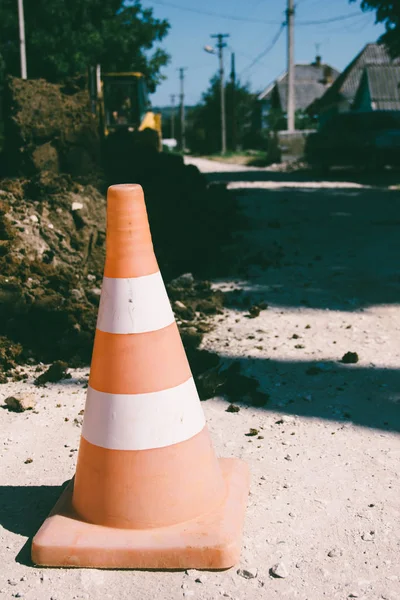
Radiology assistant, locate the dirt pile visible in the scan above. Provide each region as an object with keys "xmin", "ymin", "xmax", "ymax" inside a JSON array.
[
  {"xmin": 0, "ymin": 179, "xmax": 226, "ymax": 379},
  {"xmin": 0, "ymin": 78, "xmax": 239, "ymax": 377},
  {"xmin": 2, "ymin": 76, "xmax": 100, "ymax": 180},
  {"xmin": 104, "ymin": 132, "xmax": 238, "ymax": 279},
  {"xmin": 0, "ymin": 180, "xmax": 106, "ymax": 367}
]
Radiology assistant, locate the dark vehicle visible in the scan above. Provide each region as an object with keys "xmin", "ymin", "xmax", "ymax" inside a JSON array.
[{"xmin": 305, "ymin": 111, "xmax": 400, "ymax": 170}]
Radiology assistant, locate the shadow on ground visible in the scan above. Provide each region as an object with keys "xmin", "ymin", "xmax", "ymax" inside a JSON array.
[
  {"xmin": 217, "ymin": 185, "xmax": 400, "ymax": 311},
  {"xmin": 214, "ymin": 356, "xmax": 400, "ymax": 433},
  {"xmin": 199, "ymin": 167, "xmax": 400, "ymax": 434},
  {"xmin": 0, "ymin": 482, "xmax": 68, "ymax": 565}
]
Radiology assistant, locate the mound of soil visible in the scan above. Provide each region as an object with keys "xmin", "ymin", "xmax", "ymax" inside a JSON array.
[
  {"xmin": 3, "ymin": 76, "xmax": 100, "ymax": 179},
  {"xmin": 0, "ymin": 77, "xmax": 238, "ymax": 378}
]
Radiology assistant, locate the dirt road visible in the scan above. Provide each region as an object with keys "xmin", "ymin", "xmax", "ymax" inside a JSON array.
[{"xmin": 1, "ymin": 158, "xmax": 399, "ymax": 599}]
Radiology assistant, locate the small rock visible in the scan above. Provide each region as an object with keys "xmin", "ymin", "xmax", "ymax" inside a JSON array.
[
  {"xmin": 5, "ymin": 393, "xmax": 36, "ymax": 412},
  {"xmin": 70, "ymin": 288, "xmax": 84, "ymax": 300},
  {"xmin": 173, "ymin": 301, "xmax": 195, "ymax": 320},
  {"xmin": 8, "ymin": 580, "xmax": 17, "ymax": 586},
  {"xmin": 87, "ymin": 274, "xmax": 96, "ymax": 282},
  {"xmin": 328, "ymin": 548, "xmax": 343, "ymax": 558},
  {"xmin": 175, "ymin": 300, "xmax": 187, "ymax": 310},
  {"xmin": 348, "ymin": 594, "xmax": 359, "ymax": 598},
  {"xmin": 245, "ymin": 428, "xmax": 259, "ymax": 437},
  {"xmin": 237, "ymin": 567, "xmax": 258, "ymax": 579},
  {"xmin": 284, "ymin": 454, "xmax": 292, "ymax": 461},
  {"xmin": 270, "ymin": 562, "xmax": 289, "ymax": 578},
  {"xmin": 276, "ymin": 415, "xmax": 295, "ymax": 425},
  {"xmin": 361, "ymin": 530, "xmax": 375, "ymax": 541},
  {"xmin": 72, "ymin": 202, "xmax": 84, "ymax": 211},
  {"xmin": 87, "ymin": 288, "xmax": 102, "ymax": 304},
  {"xmin": 341, "ymin": 352, "xmax": 359, "ymax": 364},
  {"xmin": 24, "ymin": 458, "xmax": 33, "ymax": 464},
  {"xmin": 29, "ymin": 214, "xmax": 39, "ymax": 223},
  {"xmin": 226, "ymin": 404, "xmax": 240, "ymax": 413},
  {"xmin": 248, "ymin": 305, "xmax": 261, "ymax": 318}
]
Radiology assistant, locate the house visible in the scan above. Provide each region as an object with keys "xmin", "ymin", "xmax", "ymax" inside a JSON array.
[
  {"xmin": 353, "ymin": 65, "xmax": 400, "ymax": 111},
  {"xmin": 258, "ymin": 56, "xmax": 339, "ymax": 129},
  {"xmin": 314, "ymin": 43, "xmax": 400, "ymax": 121}
]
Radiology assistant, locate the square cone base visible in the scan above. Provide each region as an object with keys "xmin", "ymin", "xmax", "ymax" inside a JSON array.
[{"xmin": 31, "ymin": 458, "xmax": 250, "ymax": 570}]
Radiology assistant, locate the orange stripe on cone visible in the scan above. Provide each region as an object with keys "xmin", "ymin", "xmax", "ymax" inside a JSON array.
[
  {"xmin": 73, "ymin": 427, "xmax": 225, "ymax": 529},
  {"xmin": 90, "ymin": 323, "xmax": 190, "ymax": 394}
]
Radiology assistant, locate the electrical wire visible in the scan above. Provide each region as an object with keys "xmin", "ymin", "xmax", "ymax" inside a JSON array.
[
  {"xmin": 149, "ymin": 0, "xmax": 282, "ymax": 24},
  {"xmin": 297, "ymin": 12, "xmax": 363, "ymax": 25},
  {"xmin": 240, "ymin": 23, "xmax": 286, "ymax": 76},
  {"xmin": 149, "ymin": 1, "xmax": 364, "ymax": 28}
]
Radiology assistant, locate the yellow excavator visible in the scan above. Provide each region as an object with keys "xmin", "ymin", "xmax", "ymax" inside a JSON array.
[{"xmin": 89, "ymin": 68, "xmax": 162, "ymax": 150}]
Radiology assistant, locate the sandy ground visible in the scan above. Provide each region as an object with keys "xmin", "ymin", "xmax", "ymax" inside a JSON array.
[{"xmin": 1, "ymin": 158, "xmax": 400, "ymax": 600}]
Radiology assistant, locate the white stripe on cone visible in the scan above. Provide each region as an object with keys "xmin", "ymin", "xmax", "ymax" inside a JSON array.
[
  {"xmin": 82, "ymin": 378, "xmax": 206, "ymax": 450},
  {"xmin": 96, "ymin": 272, "xmax": 175, "ymax": 334}
]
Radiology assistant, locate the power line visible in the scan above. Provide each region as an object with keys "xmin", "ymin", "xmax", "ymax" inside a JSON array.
[
  {"xmin": 149, "ymin": 1, "xmax": 364, "ymax": 28},
  {"xmin": 150, "ymin": 0, "xmax": 282, "ymax": 24},
  {"xmin": 297, "ymin": 12, "xmax": 363, "ymax": 25},
  {"xmin": 240, "ymin": 23, "xmax": 286, "ymax": 76}
]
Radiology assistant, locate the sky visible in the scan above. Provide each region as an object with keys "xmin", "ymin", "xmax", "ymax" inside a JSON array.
[{"xmin": 142, "ymin": 0, "xmax": 386, "ymax": 107}]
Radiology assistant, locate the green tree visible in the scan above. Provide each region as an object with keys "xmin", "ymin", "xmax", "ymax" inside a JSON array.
[
  {"xmin": 0, "ymin": 0, "xmax": 169, "ymax": 91},
  {"xmin": 186, "ymin": 74, "xmax": 262, "ymax": 154},
  {"xmin": 350, "ymin": 1, "xmax": 400, "ymax": 56}
]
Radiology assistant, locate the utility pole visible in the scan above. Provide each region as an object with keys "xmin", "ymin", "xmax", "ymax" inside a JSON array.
[
  {"xmin": 170, "ymin": 94, "xmax": 176, "ymax": 140},
  {"xmin": 17, "ymin": 0, "xmax": 27, "ymax": 79},
  {"xmin": 230, "ymin": 52, "xmax": 237, "ymax": 152},
  {"xmin": 287, "ymin": 0, "xmax": 295, "ymax": 132},
  {"xmin": 178, "ymin": 68, "xmax": 187, "ymax": 152},
  {"xmin": 211, "ymin": 33, "xmax": 229, "ymax": 154}
]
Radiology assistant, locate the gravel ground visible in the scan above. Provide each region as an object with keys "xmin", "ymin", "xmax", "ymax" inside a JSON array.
[{"xmin": 0, "ymin": 157, "xmax": 399, "ymax": 600}]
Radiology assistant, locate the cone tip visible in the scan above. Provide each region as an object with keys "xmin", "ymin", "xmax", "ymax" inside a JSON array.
[{"xmin": 107, "ymin": 184, "xmax": 144, "ymax": 200}]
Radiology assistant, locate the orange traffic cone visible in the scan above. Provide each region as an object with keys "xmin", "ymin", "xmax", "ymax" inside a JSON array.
[{"xmin": 32, "ymin": 184, "xmax": 249, "ymax": 569}]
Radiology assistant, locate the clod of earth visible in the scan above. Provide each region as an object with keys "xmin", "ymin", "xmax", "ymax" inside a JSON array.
[
  {"xmin": 247, "ymin": 301, "xmax": 269, "ymax": 319},
  {"xmin": 34, "ymin": 361, "xmax": 71, "ymax": 385},
  {"xmin": 341, "ymin": 351, "xmax": 359, "ymax": 364},
  {"xmin": 245, "ymin": 428, "xmax": 259, "ymax": 437},
  {"xmin": 226, "ymin": 404, "xmax": 240, "ymax": 413}
]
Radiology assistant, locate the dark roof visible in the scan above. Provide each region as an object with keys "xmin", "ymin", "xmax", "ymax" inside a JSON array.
[
  {"xmin": 317, "ymin": 43, "xmax": 400, "ymax": 111},
  {"xmin": 365, "ymin": 65, "xmax": 400, "ymax": 110},
  {"xmin": 258, "ymin": 63, "xmax": 339, "ymax": 111}
]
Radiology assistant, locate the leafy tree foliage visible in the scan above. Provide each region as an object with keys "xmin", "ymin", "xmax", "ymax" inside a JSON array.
[
  {"xmin": 186, "ymin": 74, "xmax": 262, "ymax": 154},
  {"xmin": 0, "ymin": 0, "xmax": 169, "ymax": 91},
  {"xmin": 350, "ymin": 0, "xmax": 400, "ymax": 57}
]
